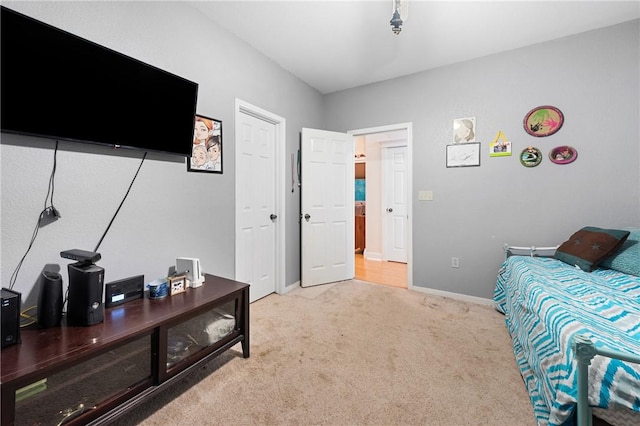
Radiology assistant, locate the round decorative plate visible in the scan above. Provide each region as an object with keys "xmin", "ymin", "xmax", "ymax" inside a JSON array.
[
  {"xmin": 523, "ymin": 105, "xmax": 564, "ymax": 137},
  {"xmin": 549, "ymin": 146, "xmax": 577, "ymax": 164},
  {"xmin": 520, "ymin": 146, "xmax": 542, "ymax": 167}
]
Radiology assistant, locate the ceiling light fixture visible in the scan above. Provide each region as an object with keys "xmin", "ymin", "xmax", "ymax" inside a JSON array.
[{"xmin": 390, "ymin": 0, "xmax": 408, "ymax": 35}]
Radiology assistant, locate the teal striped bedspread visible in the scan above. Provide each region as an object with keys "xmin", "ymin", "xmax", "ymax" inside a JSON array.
[{"xmin": 494, "ymin": 256, "xmax": 640, "ymax": 425}]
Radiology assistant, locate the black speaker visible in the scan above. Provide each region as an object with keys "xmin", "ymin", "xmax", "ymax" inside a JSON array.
[
  {"xmin": 1, "ymin": 288, "xmax": 21, "ymax": 348},
  {"xmin": 67, "ymin": 262, "xmax": 104, "ymax": 326},
  {"xmin": 37, "ymin": 271, "xmax": 63, "ymax": 328}
]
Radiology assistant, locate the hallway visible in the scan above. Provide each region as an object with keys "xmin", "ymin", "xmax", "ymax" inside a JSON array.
[{"xmin": 354, "ymin": 254, "xmax": 407, "ymax": 288}]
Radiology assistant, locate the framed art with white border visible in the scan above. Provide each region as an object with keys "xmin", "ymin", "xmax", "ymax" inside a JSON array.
[
  {"xmin": 453, "ymin": 117, "xmax": 476, "ymax": 143},
  {"xmin": 188, "ymin": 114, "xmax": 223, "ymax": 174},
  {"xmin": 446, "ymin": 142, "xmax": 481, "ymax": 168}
]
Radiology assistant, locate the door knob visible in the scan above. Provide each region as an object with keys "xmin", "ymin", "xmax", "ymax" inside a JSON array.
[
  {"xmin": 304, "ymin": 214, "xmax": 311, "ymax": 222},
  {"xmin": 270, "ymin": 214, "xmax": 277, "ymax": 221},
  {"xmin": 386, "ymin": 208, "xmax": 393, "ymax": 213}
]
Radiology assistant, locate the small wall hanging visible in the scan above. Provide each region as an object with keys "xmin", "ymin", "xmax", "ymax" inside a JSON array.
[
  {"xmin": 446, "ymin": 142, "xmax": 481, "ymax": 168},
  {"xmin": 549, "ymin": 146, "xmax": 578, "ymax": 164},
  {"xmin": 489, "ymin": 131, "xmax": 512, "ymax": 157},
  {"xmin": 523, "ymin": 106, "xmax": 563, "ymax": 137},
  {"xmin": 520, "ymin": 146, "xmax": 542, "ymax": 167},
  {"xmin": 188, "ymin": 114, "xmax": 223, "ymax": 174},
  {"xmin": 453, "ymin": 117, "xmax": 476, "ymax": 143}
]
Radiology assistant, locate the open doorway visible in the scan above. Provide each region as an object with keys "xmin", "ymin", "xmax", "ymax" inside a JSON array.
[
  {"xmin": 355, "ymin": 253, "xmax": 407, "ymax": 288},
  {"xmin": 349, "ymin": 123, "xmax": 412, "ymax": 290}
]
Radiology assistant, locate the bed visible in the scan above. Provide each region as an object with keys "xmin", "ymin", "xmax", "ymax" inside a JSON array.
[{"xmin": 494, "ymin": 227, "xmax": 640, "ymax": 426}]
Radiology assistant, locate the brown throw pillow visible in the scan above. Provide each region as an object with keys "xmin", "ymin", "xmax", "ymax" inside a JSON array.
[{"xmin": 553, "ymin": 226, "xmax": 631, "ymax": 272}]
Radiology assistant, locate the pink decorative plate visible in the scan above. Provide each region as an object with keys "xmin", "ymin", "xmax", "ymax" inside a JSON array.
[
  {"xmin": 549, "ymin": 146, "xmax": 577, "ymax": 164},
  {"xmin": 524, "ymin": 106, "xmax": 564, "ymax": 137}
]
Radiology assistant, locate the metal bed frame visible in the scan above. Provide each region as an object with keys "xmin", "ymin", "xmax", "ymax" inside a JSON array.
[
  {"xmin": 503, "ymin": 244, "xmax": 640, "ymax": 426},
  {"xmin": 503, "ymin": 243, "xmax": 559, "ymax": 258},
  {"xmin": 572, "ymin": 335, "xmax": 640, "ymax": 426}
]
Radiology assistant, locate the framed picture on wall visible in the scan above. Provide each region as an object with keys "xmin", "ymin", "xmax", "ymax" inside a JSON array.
[
  {"xmin": 187, "ymin": 114, "xmax": 223, "ymax": 174},
  {"xmin": 453, "ymin": 117, "xmax": 476, "ymax": 143},
  {"xmin": 446, "ymin": 142, "xmax": 481, "ymax": 168}
]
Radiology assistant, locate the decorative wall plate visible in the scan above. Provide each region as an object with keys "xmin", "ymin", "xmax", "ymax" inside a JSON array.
[
  {"xmin": 520, "ymin": 146, "xmax": 542, "ymax": 167},
  {"xmin": 549, "ymin": 146, "xmax": 577, "ymax": 164},
  {"xmin": 523, "ymin": 106, "xmax": 563, "ymax": 137}
]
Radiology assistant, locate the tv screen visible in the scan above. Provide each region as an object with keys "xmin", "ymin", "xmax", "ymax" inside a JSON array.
[{"xmin": 1, "ymin": 6, "xmax": 198, "ymax": 156}]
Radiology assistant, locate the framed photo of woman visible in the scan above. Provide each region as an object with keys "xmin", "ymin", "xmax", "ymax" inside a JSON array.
[{"xmin": 187, "ymin": 114, "xmax": 223, "ymax": 174}]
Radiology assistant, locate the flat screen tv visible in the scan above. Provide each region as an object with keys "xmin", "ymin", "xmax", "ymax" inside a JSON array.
[{"xmin": 1, "ymin": 6, "xmax": 198, "ymax": 156}]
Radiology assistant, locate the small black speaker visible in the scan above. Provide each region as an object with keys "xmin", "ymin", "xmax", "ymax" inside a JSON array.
[
  {"xmin": 67, "ymin": 262, "xmax": 105, "ymax": 326},
  {"xmin": 1, "ymin": 288, "xmax": 21, "ymax": 348},
  {"xmin": 37, "ymin": 271, "xmax": 63, "ymax": 328}
]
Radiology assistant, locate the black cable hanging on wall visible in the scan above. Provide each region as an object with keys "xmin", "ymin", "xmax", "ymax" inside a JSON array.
[
  {"xmin": 93, "ymin": 152, "xmax": 147, "ymax": 253},
  {"xmin": 9, "ymin": 148, "xmax": 147, "ymax": 290},
  {"xmin": 9, "ymin": 141, "xmax": 60, "ymax": 290}
]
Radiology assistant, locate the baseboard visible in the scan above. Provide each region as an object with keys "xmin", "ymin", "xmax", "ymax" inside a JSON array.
[
  {"xmin": 282, "ymin": 280, "xmax": 493, "ymax": 306},
  {"xmin": 410, "ymin": 285, "xmax": 494, "ymax": 306},
  {"xmin": 363, "ymin": 250, "xmax": 382, "ymax": 261},
  {"xmin": 280, "ymin": 281, "xmax": 300, "ymax": 295}
]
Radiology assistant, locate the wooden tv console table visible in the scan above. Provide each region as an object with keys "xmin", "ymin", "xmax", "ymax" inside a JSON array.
[{"xmin": 1, "ymin": 274, "xmax": 249, "ymax": 426}]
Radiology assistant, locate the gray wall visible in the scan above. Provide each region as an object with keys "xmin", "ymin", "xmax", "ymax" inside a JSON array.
[
  {"xmin": 0, "ymin": 1, "xmax": 323, "ymax": 304},
  {"xmin": 325, "ymin": 19, "xmax": 640, "ymax": 299},
  {"xmin": 2, "ymin": 2, "xmax": 638, "ymax": 304}
]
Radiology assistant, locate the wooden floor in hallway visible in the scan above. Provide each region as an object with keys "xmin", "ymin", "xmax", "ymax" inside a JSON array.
[{"xmin": 354, "ymin": 254, "xmax": 407, "ymax": 288}]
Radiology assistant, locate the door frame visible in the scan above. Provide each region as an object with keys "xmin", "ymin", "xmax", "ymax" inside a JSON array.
[
  {"xmin": 347, "ymin": 123, "xmax": 413, "ymax": 289},
  {"xmin": 234, "ymin": 98, "xmax": 286, "ymax": 296}
]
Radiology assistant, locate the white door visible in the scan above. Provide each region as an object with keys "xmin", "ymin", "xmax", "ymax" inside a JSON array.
[
  {"xmin": 383, "ymin": 145, "xmax": 407, "ymax": 263},
  {"xmin": 301, "ymin": 128, "xmax": 354, "ymax": 287},
  {"xmin": 236, "ymin": 110, "xmax": 277, "ymax": 302}
]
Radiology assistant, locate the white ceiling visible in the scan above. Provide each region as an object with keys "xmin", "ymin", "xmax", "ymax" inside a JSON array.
[{"xmin": 191, "ymin": 1, "xmax": 640, "ymax": 94}]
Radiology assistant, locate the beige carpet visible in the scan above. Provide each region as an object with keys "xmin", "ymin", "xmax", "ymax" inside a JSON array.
[{"xmin": 113, "ymin": 280, "xmax": 535, "ymax": 425}]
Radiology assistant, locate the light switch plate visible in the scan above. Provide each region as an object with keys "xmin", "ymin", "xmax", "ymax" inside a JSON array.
[{"xmin": 418, "ymin": 190, "xmax": 433, "ymax": 201}]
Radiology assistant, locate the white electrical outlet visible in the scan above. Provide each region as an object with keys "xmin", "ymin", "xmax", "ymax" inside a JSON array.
[{"xmin": 451, "ymin": 257, "xmax": 460, "ymax": 268}]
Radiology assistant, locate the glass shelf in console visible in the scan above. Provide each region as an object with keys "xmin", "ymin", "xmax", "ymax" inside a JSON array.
[
  {"xmin": 167, "ymin": 300, "xmax": 236, "ymax": 370},
  {"xmin": 14, "ymin": 334, "xmax": 151, "ymax": 426}
]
